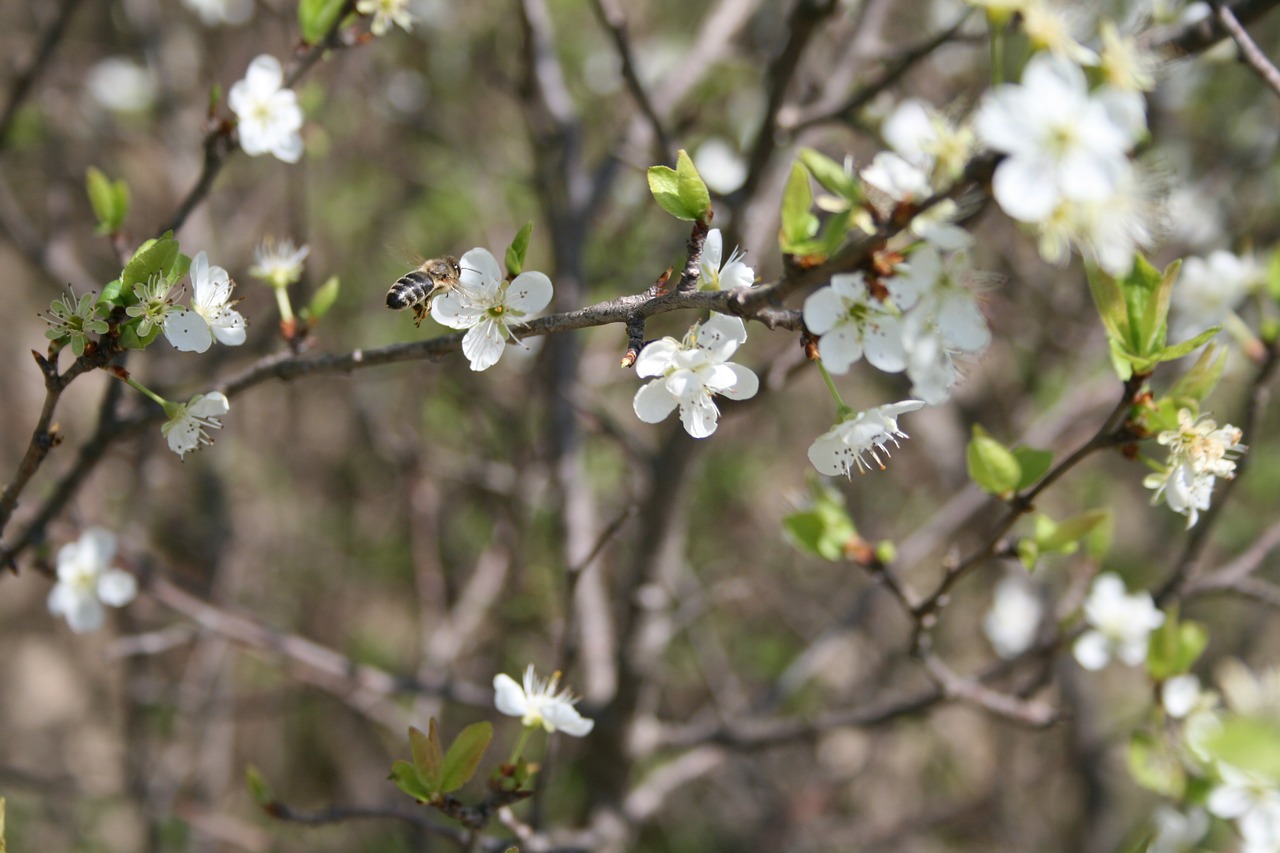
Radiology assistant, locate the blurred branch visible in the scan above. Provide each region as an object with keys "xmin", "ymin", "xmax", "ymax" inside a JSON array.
[
  {"xmin": 589, "ymin": 0, "xmax": 671, "ymax": 162},
  {"xmin": 160, "ymin": 2, "xmax": 357, "ymax": 237},
  {"xmin": 919, "ymin": 650, "xmax": 1058, "ymax": 728},
  {"xmin": 147, "ymin": 575, "xmax": 490, "ymax": 726},
  {"xmin": 257, "ymin": 799, "xmax": 471, "ymax": 847},
  {"xmin": 1213, "ymin": 1, "xmax": 1280, "ymax": 97},
  {"xmin": 1158, "ymin": 0, "xmax": 1280, "ymax": 56},
  {"xmin": 0, "ymin": 0, "xmax": 85, "ymax": 150},
  {"xmin": 1184, "ymin": 518, "xmax": 1280, "ymax": 596}
]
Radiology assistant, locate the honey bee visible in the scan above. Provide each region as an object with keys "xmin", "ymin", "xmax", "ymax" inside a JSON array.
[{"xmin": 386, "ymin": 255, "xmax": 464, "ymax": 326}]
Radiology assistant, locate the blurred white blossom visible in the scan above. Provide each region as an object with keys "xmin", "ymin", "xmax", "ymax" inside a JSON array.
[
  {"xmin": 1208, "ymin": 764, "xmax": 1280, "ymax": 852},
  {"xmin": 1148, "ymin": 805, "xmax": 1209, "ymax": 853},
  {"xmin": 1169, "ymin": 250, "xmax": 1263, "ymax": 341},
  {"xmin": 181, "ymin": 0, "xmax": 253, "ymax": 26},
  {"xmin": 1072, "ymin": 573, "xmax": 1164, "ymax": 670},
  {"xmin": 975, "ymin": 53, "xmax": 1144, "ymax": 224},
  {"xmin": 47, "ymin": 528, "xmax": 137, "ymax": 633},
  {"xmin": 1161, "ymin": 674, "xmax": 1204, "ymax": 719},
  {"xmin": 229, "ymin": 55, "xmax": 304, "ymax": 163},
  {"xmin": 983, "ymin": 573, "xmax": 1043, "ymax": 658},
  {"xmin": 250, "ymin": 238, "xmax": 310, "ymax": 289},
  {"xmin": 633, "ymin": 313, "xmax": 758, "ymax": 438},
  {"xmin": 695, "ymin": 138, "xmax": 747, "ymax": 194},
  {"xmin": 87, "ymin": 58, "xmax": 157, "ymax": 113},
  {"xmin": 431, "ymin": 247, "xmax": 552, "ymax": 372},
  {"xmin": 358, "ymin": 0, "xmax": 414, "ymax": 36},
  {"xmin": 493, "ymin": 665, "xmax": 594, "ymax": 736}
]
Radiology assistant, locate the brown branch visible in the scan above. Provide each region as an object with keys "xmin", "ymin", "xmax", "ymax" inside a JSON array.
[
  {"xmin": 589, "ymin": 0, "xmax": 672, "ymax": 162},
  {"xmin": 1213, "ymin": 0, "xmax": 1280, "ymax": 97},
  {"xmin": 919, "ymin": 650, "xmax": 1058, "ymax": 728},
  {"xmin": 1158, "ymin": 0, "xmax": 1280, "ymax": 56}
]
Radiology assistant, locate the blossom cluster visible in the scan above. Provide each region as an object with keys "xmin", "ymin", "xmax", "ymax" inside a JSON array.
[
  {"xmin": 1144, "ymin": 409, "xmax": 1247, "ymax": 527},
  {"xmin": 973, "ymin": 29, "xmax": 1153, "ymax": 276}
]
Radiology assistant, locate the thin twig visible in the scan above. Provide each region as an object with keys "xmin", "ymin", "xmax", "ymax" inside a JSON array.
[
  {"xmin": 0, "ymin": 0, "xmax": 86, "ymax": 149},
  {"xmin": 589, "ymin": 0, "xmax": 672, "ymax": 162},
  {"xmin": 1213, "ymin": 0, "xmax": 1280, "ymax": 97}
]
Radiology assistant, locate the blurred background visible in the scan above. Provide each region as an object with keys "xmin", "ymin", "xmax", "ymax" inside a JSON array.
[{"xmin": 1, "ymin": 0, "xmax": 1278, "ymax": 850}]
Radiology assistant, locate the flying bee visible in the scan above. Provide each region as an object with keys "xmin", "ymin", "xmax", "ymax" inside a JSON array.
[{"xmin": 386, "ymin": 255, "xmax": 464, "ymax": 326}]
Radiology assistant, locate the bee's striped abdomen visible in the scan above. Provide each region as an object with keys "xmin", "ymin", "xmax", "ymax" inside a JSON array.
[{"xmin": 386, "ymin": 270, "xmax": 436, "ymax": 310}]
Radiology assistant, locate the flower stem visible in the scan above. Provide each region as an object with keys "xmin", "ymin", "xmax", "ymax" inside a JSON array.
[
  {"xmin": 274, "ymin": 288, "xmax": 295, "ymax": 326},
  {"xmin": 509, "ymin": 725, "xmax": 534, "ymax": 766},
  {"xmin": 124, "ymin": 376, "xmax": 171, "ymax": 410},
  {"xmin": 989, "ymin": 19, "xmax": 1005, "ymax": 85},
  {"xmin": 816, "ymin": 360, "xmax": 854, "ymax": 421}
]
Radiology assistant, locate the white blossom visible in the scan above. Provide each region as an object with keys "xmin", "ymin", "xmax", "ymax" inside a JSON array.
[
  {"xmin": 975, "ymin": 53, "xmax": 1145, "ymax": 224},
  {"xmin": 1161, "ymin": 674, "xmax": 1204, "ymax": 719},
  {"xmin": 1148, "ymin": 805, "xmax": 1209, "ymax": 853},
  {"xmin": 229, "ymin": 55, "xmax": 304, "ymax": 163},
  {"xmin": 1099, "ymin": 20, "xmax": 1160, "ymax": 92},
  {"xmin": 1144, "ymin": 409, "xmax": 1246, "ymax": 528},
  {"xmin": 802, "ymin": 272, "xmax": 905, "ymax": 375},
  {"xmin": 1072, "ymin": 572, "xmax": 1165, "ymax": 670},
  {"xmin": 47, "ymin": 528, "xmax": 137, "ymax": 633},
  {"xmin": 164, "ymin": 251, "xmax": 247, "ymax": 353},
  {"xmin": 162, "ymin": 392, "xmax": 230, "ymax": 459},
  {"xmin": 493, "ymin": 665, "xmax": 594, "ymax": 736},
  {"xmin": 1170, "ymin": 250, "xmax": 1263, "ymax": 341},
  {"xmin": 880, "ymin": 98, "xmax": 975, "ymax": 188},
  {"xmin": 861, "ymin": 151, "xmax": 931, "ymax": 203},
  {"xmin": 699, "ymin": 229, "xmax": 755, "ymax": 291},
  {"xmin": 1209, "ymin": 764, "xmax": 1280, "ymax": 853},
  {"xmin": 249, "ymin": 238, "xmax": 310, "ymax": 289},
  {"xmin": 357, "ymin": 0, "xmax": 414, "ymax": 36},
  {"xmin": 632, "ymin": 313, "xmax": 759, "ymax": 438},
  {"xmin": 86, "ymin": 58, "xmax": 157, "ymax": 113},
  {"xmin": 808, "ymin": 400, "xmax": 925, "ymax": 477},
  {"xmin": 182, "ymin": 0, "xmax": 253, "ymax": 26},
  {"xmin": 1020, "ymin": 0, "xmax": 1099, "ymax": 66},
  {"xmin": 983, "ymin": 573, "xmax": 1043, "ymax": 659},
  {"xmin": 694, "ymin": 138, "xmax": 747, "ymax": 194},
  {"xmin": 431, "ymin": 248, "xmax": 553, "ymax": 371}
]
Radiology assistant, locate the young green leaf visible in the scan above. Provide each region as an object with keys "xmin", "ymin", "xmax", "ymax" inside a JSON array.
[
  {"xmin": 798, "ymin": 148, "xmax": 861, "ymax": 205},
  {"xmin": 1201, "ymin": 716, "xmax": 1280, "ymax": 780},
  {"xmin": 1147, "ymin": 612, "xmax": 1208, "ymax": 680},
  {"xmin": 298, "ymin": 0, "xmax": 348, "ymax": 43},
  {"xmin": 966, "ymin": 426, "xmax": 1021, "ymax": 497},
  {"xmin": 389, "ymin": 760, "xmax": 436, "ymax": 803},
  {"xmin": 779, "ymin": 161, "xmax": 819, "ymax": 252},
  {"xmin": 1166, "ymin": 344, "xmax": 1227, "ymax": 406},
  {"xmin": 440, "ymin": 721, "xmax": 493, "ymax": 793},
  {"xmin": 782, "ymin": 483, "xmax": 859, "ymax": 561},
  {"xmin": 118, "ymin": 234, "xmax": 181, "ymax": 305},
  {"xmin": 1088, "ymin": 256, "xmax": 1183, "ymax": 378},
  {"xmin": 1034, "ymin": 510, "xmax": 1110, "ymax": 553},
  {"xmin": 647, "ymin": 150, "xmax": 712, "ymax": 221},
  {"xmin": 306, "ymin": 276, "xmax": 341, "ymax": 321},
  {"xmin": 1126, "ymin": 730, "xmax": 1186, "ymax": 797},
  {"xmin": 245, "ymin": 766, "xmax": 274, "ymax": 806},
  {"xmin": 86, "ymin": 167, "xmax": 129, "ymax": 235},
  {"xmin": 410, "ymin": 722, "xmax": 444, "ymax": 792},
  {"xmin": 1012, "ymin": 446, "xmax": 1053, "ymax": 490},
  {"xmin": 505, "ymin": 222, "xmax": 534, "ymax": 278}
]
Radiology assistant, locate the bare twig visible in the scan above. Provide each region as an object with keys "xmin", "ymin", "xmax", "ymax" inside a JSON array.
[
  {"xmin": 589, "ymin": 0, "xmax": 672, "ymax": 162},
  {"xmin": 919, "ymin": 650, "xmax": 1058, "ymax": 728},
  {"xmin": 1213, "ymin": 0, "xmax": 1280, "ymax": 97},
  {"xmin": 0, "ymin": 0, "xmax": 86, "ymax": 149},
  {"xmin": 1159, "ymin": 0, "xmax": 1280, "ymax": 56}
]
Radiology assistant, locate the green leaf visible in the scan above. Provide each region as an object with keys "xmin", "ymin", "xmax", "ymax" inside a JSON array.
[
  {"xmin": 779, "ymin": 161, "xmax": 819, "ymax": 252},
  {"xmin": 389, "ymin": 760, "xmax": 436, "ymax": 803},
  {"xmin": 117, "ymin": 233, "xmax": 181, "ymax": 305},
  {"xmin": 1084, "ymin": 511, "xmax": 1114, "ymax": 560},
  {"xmin": 1012, "ymin": 446, "xmax": 1053, "ymax": 490},
  {"xmin": 1155, "ymin": 326, "xmax": 1219, "ymax": 364},
  {"xmin": 1202, "ymin": 716, "xmax": 1280, "ymax": 781},
  {"xmin": 798, "ymin": 148, "xmax": 861, "ymax": 205},
  {"xmin": 966, "ymin": 426, "xmax": 1021, "ymax": 497},
  {"xmin": 306, "ymin": 276, "xmax": 340, "ymax": 320},
  {"xmin": 782, "ymin": 483, "xmax": 858, "ymax": 561},
  {"xmin": 118, "ymin": 322, "xmax": 162, "ymax": 351},
  {"xmin": 1166, "ymin": 344, "xmax": 1227, "ymax": 405},
  {"xmin": 440, "ymin": 721, "xmax": 493, "ymax": 794},
  {"xmin": 299, "ymin": 0, "xmax": 347, "ymax": 43},
  {"xmin": 1088, "ymin": 256, "xmax": 1181, "ymax": 378},
  {"xmin": 1126, "ymin": 730, "xmax": 1185, "ymax": 797},
  {"xmin": 1035, "ymin": 510, "xmax": 1110, "ymax": 553},
  {"xmin": 1147, "ymin": 610, "xmax": 1208, "ymax": 680},
  {"xmin": 245, "ymin": 766, "xmax": 274, "ymax": 806},
  {"xmin": 1016, "ymin": 538, "xmax": 1039, "ymax": 570},
  {"xmin": 86, "ymin": 167, "xmax": 129, "ymax": 235},
  {"xmin": 410, "ymin": 723, "xmax": 444, "ymax": 792},
  {"xmin": 646, "ymin": 150, "xmax": 710, "ymax": 221},
  {"xmin": 504, "ymin": 222, "xmax": 534, "ymax": 278}
]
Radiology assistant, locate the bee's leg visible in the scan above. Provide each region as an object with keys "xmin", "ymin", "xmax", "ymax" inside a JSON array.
[{"xmin": 412, "ymin": 304, "xmax": 428, "ymax": 327}]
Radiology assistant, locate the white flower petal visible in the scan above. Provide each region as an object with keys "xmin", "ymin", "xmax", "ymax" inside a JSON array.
[
  {"xmin": 713, "ymin": 363, "xmax": 758, "ymax": 401},
  {"xmin": 164, "ymin": 309, "xmax": 213, "ymax": 353},
  {"xmin": 493, "ymin": 673, "xmax": 529, "ymax": 718},
  {"xmin": 679, "ymin": 394, "xmax": 720, "ymax": 438},
  {"xmin": 97, "ymin": 569, "xmax": 137, "ymax": 607},
  {"xmin": 633, "ymin": 379, "xmax": 679, "ymax": 424},
  {"xmin": 1073, "ymin": 630, "xmax": 1112, "ymax": 671},
  {"xmin": 506, "ymin": 271, "xmax": 553, "ymax": 314},
  {"xmin": 461, "ymin": 319, "xmax": 506, "ymax": 371}
]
